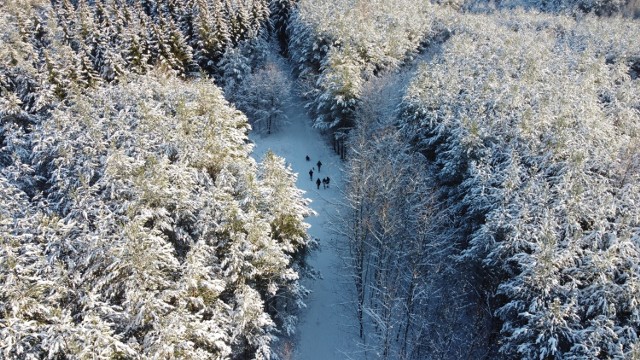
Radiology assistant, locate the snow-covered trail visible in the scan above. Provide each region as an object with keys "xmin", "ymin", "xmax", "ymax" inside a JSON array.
[
  {"xmin": 248, "ymin": 45, "xmax": 439, "ymax": 360},
  {"xmin": 250, "ymin": 89, "xmax": 359, "ymax": 359}
]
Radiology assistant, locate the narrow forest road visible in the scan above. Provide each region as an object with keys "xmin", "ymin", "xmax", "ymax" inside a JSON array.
[
  {"xmin": 249, "ymin": 84, "xmax": 359, "ymax": 359},
  {"xmin": 249, "ymin": 46, "xmax": 439, "ymax": 360}
]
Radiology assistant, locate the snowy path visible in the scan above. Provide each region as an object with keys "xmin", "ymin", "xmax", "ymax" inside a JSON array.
[
  {"xmin": 250, "ymin": 91, "xmax": 359, "ymax": 359},
  {"xmin": 248, "ymin": 46, "xmax": 438, "ymax": 360}
]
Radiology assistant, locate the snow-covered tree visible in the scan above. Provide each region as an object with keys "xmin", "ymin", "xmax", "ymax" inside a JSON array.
[
  {"xmin": 2, "ymin": 70, "xmax": 313, "ymax": 358},
  {"xmin": 338, "ymin": 73, "xmax": 493, "ymax": 359},
  {"xmin": 399, "ymin": 10, "xmax": 640, "ymax": 358},
  {"xmin": 286, "ymin": 0, "xmax": 439, "ymax": 137},
  {"xmin": 255, "ymin": 150, "xmax": 315, "ymax": 335},
  {"xmin": 236, "ymin": 59, "xmax": 290, "ymax": 134},
  {"xmin": 269, "ymin": 0, "xmax": 298, "ymax": 53}
]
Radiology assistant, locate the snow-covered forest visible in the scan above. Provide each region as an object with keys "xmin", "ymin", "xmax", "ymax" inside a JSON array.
[
  {"xmin": 1, "ymin": 0, "xmax": 639, "ymax": 359},
  {"xmin": 1, "ymin": 1, "xmax": 310, "ymax": 358}
]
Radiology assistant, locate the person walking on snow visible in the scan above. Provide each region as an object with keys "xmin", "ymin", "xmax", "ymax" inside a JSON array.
[
  {"xmin": 309, "ymin": 168, "xmax": 314, "ymax": 180},
  {"xmin": 317, "ymin": 160, "xmax": 322, "ymax": 172},
  {"xmin": 322, "ymin": 177, "xmax": 327, "ymax": 189},
  {"xmin": 326, "ymin": 176, "xmax": 330, "ymax": 188},
  {"xmin": 306, "ymin": 155, "xmax": 310, "ymax": 161},
  {"xmin": 316, "ymin": 178, "xmax": 321, "ymax": 189}
]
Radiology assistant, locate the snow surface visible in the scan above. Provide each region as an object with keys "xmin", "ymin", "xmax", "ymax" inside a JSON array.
[{"xmin": 250, "ymin": 91, "xmax": 361, "ymax": 360}]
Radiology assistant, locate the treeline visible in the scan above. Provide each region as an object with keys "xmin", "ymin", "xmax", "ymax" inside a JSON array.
[
  {"xmin": 462, "ymin": 0, "xmax": 640, "ymax": 18},
  {"xmin": 285, "ymin": 0, "xmax": 442, "ymax": 157},
  {"xmin": 52, "ymin": 0, "xmax": 269, "ymax": 81},
  {"xmin": 400, "ymin": 11, "xmax": 640, "ymax": 358},
  {"xmin": 2, "ymin": 74, "xmax": 313, "ymax": 359},
  {"xmin": 340, "ymin": 76, "xmax": 487, "ymax": 358},
  {"xmin": 284, "ymin": 0, "xmax": 640, "ymax": 358},
  {"xmin": 1, "ymin": 0, "xmax": 272, "ymax": 131},
  {"xmin": 1, "ymin": 1, "xmax": 314, "ymax": 359}
]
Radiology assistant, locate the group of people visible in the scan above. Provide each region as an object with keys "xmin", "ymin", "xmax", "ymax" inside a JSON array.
[
  {"xmin": 317, "ymin": 176, "xmax": 330, "ymax": 189},
  {"xmin": 307, "ymin": 155, "xmax": 331, "ymax": 190}
]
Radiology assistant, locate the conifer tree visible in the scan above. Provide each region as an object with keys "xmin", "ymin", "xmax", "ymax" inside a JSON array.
[
  {"xmin": 165, "ymin": 16, "xmax": 198, "ymax": 76},
  {"xmin": 77, "ymin": 46, "xmax": 101, "ymax": 87}
]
